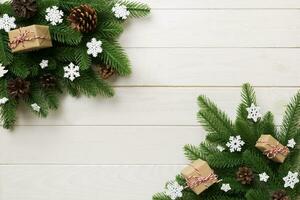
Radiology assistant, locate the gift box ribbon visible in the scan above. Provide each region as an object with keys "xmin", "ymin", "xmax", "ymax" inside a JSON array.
[
  {"xmin": 9, "ymin": 28, "xmax": 49, "ymax": 50},
  {"xmin": 185, "ymin": 164, "xmax": 219, "ymax": 189},
  {"xmin": 258, "ymin": 140, "xmax": 289, "ymax": 159}
]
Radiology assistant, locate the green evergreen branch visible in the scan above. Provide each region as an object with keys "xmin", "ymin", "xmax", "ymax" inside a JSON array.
[
  {"xmin": 207, "ymin": 152, "xmax": 243, "ymax": 168},
  {"xmin": 121, "ymin": 1, "xmax": 151, "ymax": 18},
  {"xmin": 95, "ymin": 21, "xmax": 123, "ymax": 40},
  {"xmin": 0, "ymin": 31, "xmax": 13, "ymax": 65},
  {"xmin": 50, "ymin": 24, "xmax": 82, "ymax": 45},
  {"xmin": 55, "ymin": 47, "xmax": 91, "ymax": 70}
]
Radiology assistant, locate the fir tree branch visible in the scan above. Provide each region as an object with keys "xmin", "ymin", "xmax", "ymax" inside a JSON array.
[
  {"xmin": 0, "ymin": 31, "xmax": 13, "ymax": 65},
  {"xmin": 50, "ymin": 24, "xmax": 82, "ymax": 45},
  {"xmin": 245, "ymin": 189, "xmax": 270, "ymax": 200},
  {"xmin": 207, "ymin": 152, "xmax": 243, "ymax": 168},
  {"xmin": 95, "ymin": 21, "xmax": 123, "ymax": 40},
  {"xmin": 121, "ymin": 1, "xmax": 151, "ymax": 18}
]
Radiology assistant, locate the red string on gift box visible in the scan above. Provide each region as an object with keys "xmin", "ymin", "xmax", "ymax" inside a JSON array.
[
  {"xmin": 263, "ymin": 142, "xmax": 289, "ymax": 159},
  {"xmin": 9, "ymin": 28, "xmax": 48, "ymax": 50}
]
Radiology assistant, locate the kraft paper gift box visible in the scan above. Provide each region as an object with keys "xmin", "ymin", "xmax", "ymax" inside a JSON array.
[
  {"xmin": 255, "ymin": 134, "xmax": 289, "ymax": 163},
  {"xmin": 8, "ymin": 25, "xmax": 52, "ymax": 53},
  {"xmin": 181, "ymin": 159, "xmax": 218, "ymax": 195}
]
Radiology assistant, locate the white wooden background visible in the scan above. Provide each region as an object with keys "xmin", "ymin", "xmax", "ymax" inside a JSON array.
[{"xmin": 1, "ymin": 0, "xmax": 300, "ymax": 199}]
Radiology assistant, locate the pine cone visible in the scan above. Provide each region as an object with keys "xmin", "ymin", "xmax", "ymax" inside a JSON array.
[
  {"xmin": 8, "ymin": 78, "xmax": 30, "ymax": 99},
  {"xmin": 40, "ymin": 73, "xmax": 56, "ymax": 89},
  {"xmin": 12, "ymin": 0, "xmax": 37, "ymax": 18},
  {"xmin": 236, "ymin": 167, "xmax": 254, "ymax": 185},
  {"xmin": 272, "ymin": 190, "xmax": 290, "ymax": 200},
  {"xmin": 99, "ymin": 65, "xmax": 115, "ymax": 80},
  {"xmin": 68, "ymin": 4, "xmax": 97, "ymax": 33}
]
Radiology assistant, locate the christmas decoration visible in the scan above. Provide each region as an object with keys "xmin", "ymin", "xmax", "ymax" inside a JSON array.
[
  {"xmin": 246, "ymin": 103, "xmax": 262, "ymax": 122},
  {"xmin": 287, "ymin": 139, "xmax": 296, "ymax": 148},
  {"xmin": 255, "ymin": 134, "xmax": 289, "ymax": 163},
  {"xmin": 0, "ymin": 0, "xmax": 150, "ymax": 129},
  {"xmin": 226, "ymin": 135, "xmax": 245, "ymax": 152},
  {"xmin": 8, "ymin": 25, "xmax": 52, "ymax": 53},
  {"xmin": 259, "ymin": 172, "xmax": 269, "ymax": 182},
  {"xmin": 0, "ymin": 64, "xmax": 8, "ymax": 77},
  {"xmin": 45, "ymin": 6, "xmax": 64, "ymax": 25},
  {"xmin": 0, "ymin": 14, "xmax": 16, "ymax": 32},
  {"xmin": 181, "ymin": 159, "xmax": 219, "ymax": 195},
  {"xmin": 98, "ymin": 65, "xmax": 115, "ymax": 80},
  {"xmin": 153, "ymin": 84, "xmax": 300, "ymax": 200},
  {"xmin": 68, "ymin": 4, "xmax": 97, "ymax": 33},
  {"xmin": 31, "ymin": 103, "xmax": 40, "ymax": 112},
  {"xmin": 0, "ymin": 97, "xmax": 8, "ymax": 105},
  {"xmin": 236, "ymin": 166, "xmax": 254, "ymax": 185},
  {"xmin": 165, "ymin": 181, "xmax": 183, "ymax": 200},
  {"xmin": 64, "ymin": 62, "xmax": 80, "ymax": 81},
  {"xmin": 220, "ymin": 183, "xmax": 231, "ymax": 192},
  {"xmin": 112, "ymin": 3, "xmax": 130, "ymax": 19},
  {"xmin": 40, "ymin": 74, "xmax": 56, "ymax": 89},
  {"xmin": 12, "ymin": 0, "xmax": 38, "ymax": 19},
  {"xmin": 216, "ymin": 145, "xmax": 225, "ymax": 152},
  {"xmin": 8, "ymin": 78, "xmax": 30, "ymax": 99},
  {"xmin": 283, "ymin": 172, "xmax": 299, "ymax": 189},
  {"xmin": 39, "ymin": 60, "xmax": 48, "ymax": 69},
  {"xmin": 87, "ymin": 38, "xmax": 103, "ymax": 57},
  {"xmin": 272, "ymin": 190, "xmax": 290, "ymax": 200}
]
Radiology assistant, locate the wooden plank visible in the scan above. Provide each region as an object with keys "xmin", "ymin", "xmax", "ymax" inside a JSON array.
[
  {"xmin": 2, "ymin": 87, "xmax": 297, "ymax": 126},
  {"xmin": 140, "ymin": 0, "xmax": 300, "ymax": 9},
  {"xmin": 0, "ymin": 126, "xmax": 203, "ymax": 164},
  {"xmin": 0, "ymin": 165, "xmax": 182, "ymax": 200},
  {"xmin": 120, "ymin": 10, "xmax": 300, "ymax": 47},
  {"xmin": 117, "ymin": 48, "xmax": 300, "ymax": 86}
]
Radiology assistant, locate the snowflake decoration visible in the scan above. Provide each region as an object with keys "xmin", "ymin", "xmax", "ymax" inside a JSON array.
[
  {"xmin": 112, "ymin": 3, "xmax": 130, "ymax": 19},
  {"xmin": 217, "ymin": 145, "xmax": 225, "ymax": 152},
  {"xmin": 287, "ymin": 139, "xmax": 296, "ymax": 149},
  {"xmin": 226, "ymin": 135, "xmax": 245, "ymax": 152},
  {"xmin": 259, "ymin": 172, "xmax": 269, "ymax": 182},
  {"xmin": 283, "ymin": 171, "xmax": 299, "ymax": 189},
  {"xmin": 0, "ymin": 97, "xmax": 8, "ymax": 105},
  {"xmin": 64, "ymin": 62, "xmax": 80, "ymax": 81},
  {"xmin": 0, "ymin": 64, "xmax": 8, "ymax": 78},
  {"xmin": 31, "ymin": 103, "xmax": 41, "ymax": 112},
  {"xmin": 221, "ymin": 183, "xmax": 231, "ymax": 192},
  {"xmin": 165, "ymin": 180, "xmax": 183, "ymax": 200},
  {"xmin": 246, "ymin": 103, "xmax": 262, "ymax": 122},
  {"xmin": 40, "ymin": 60, "xmax": 49, "ymax": 69},
  {"xmin": 87, "ymin": 38, "xmax": 103, "ymax": 57},
  {"xmin": 45, "ymin": 6, "xmax": 64, "ymax": 25},
  {"xmin": 0, "ymin": 14, "xmax": 16, "ymax": 32}
]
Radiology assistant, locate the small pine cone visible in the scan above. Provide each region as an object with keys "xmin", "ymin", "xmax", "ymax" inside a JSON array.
[
  {"xmin": 99, "ymin": 65, "xmax": 115, "ymax": 80},
  {"xmin": 8, "ymin": 78, "xmax": 30, "ymax": 99},
  {"xmin": 272, "ymin": 190, "xmax": 290, "ymax": 200},
  {"xmin": 40, "ymin": 73, "xmax": 56, "ymax": 89},
  {"xmin": 68, "ymin": 4, "xmax": 97, "ymax": 33},
  {"xmin": 236, "ymin": 166, "xmax": 254, "ymax": 185},
  {"xmin": 12, "ymin": 0, "xmax": 37, "ymax": 18}
]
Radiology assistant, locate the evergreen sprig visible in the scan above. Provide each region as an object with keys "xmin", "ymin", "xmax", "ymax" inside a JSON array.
[
  {"xmin": 153, "ymin": 83, "xmax": 300, "ymax": 200},
  {"xmin": 0, "ymin": 0, "xmax": 150, "ymax": 129}
]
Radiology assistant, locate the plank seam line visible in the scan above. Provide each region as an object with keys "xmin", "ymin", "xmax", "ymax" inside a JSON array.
[
  {"xmin": 111, "ymin": 86, "xmax": 300, "ymax": 88},
  {"xmin": 0, "ymin": 164, "xmax": 187, "ymax": 166},
  {"xmin": 150, "ymin": 8, "xmax": 300, "ymax": 10}
]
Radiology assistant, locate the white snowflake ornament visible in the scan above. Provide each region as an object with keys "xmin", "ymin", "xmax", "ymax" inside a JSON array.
[
  {"xmin": 40, "ymin": 60, "xmax": 49, "ymax": 69},
  {"xmin": 165, "ymin": 180, "xmax": 183, "ymax": 200},
  {"xmin": 217, "ymin": 145, "xmax": 225, "ymax": 152},
  {"xmin": 45, "ymin": 6, "xmax": 64, "ymax": 25},
  {"xmin": 112, "ymin": 3, "xmax": 130, "ymax": 19},
  {"xmin": 226, "ymin": 135, "xmax": 245, "ymax": 152},
  {"xmin": 246, "ymin": 103, "xmax": 262, "ymax": 122},
  {"xmin": 0, "ymin": 97, "xmax": 8, "ymax": 105},
  {"xmin": 287, "ymin": 139, "xmax": 296, "ymax": 149},
  {"xmin": 221, "ymin": 183, "xmax": 231, "ymax": 192},
  {"xmin": 64, "ymin": 62, "xmax": 80, "ymax": 81},
  {"xmin": 31, "ymin": 103, "xmax": 41, "ymax": 112},
  {"xmin": 0, "ymin": 14, "xmax": 16, "ymax": 32},
  {"xmin": 0, "ymin": 64, "xmax": 8, "ymax": 78},
  {"xmin": 87, "ymin": 38, "xmax": 103, "ymax": 57},
  {"xmin": 283, "ymin": 171, "xmax": 299, "ymax": 189},
  {"xmin": 259, "ymin": 172, "xmax": 269, "ymax": 182}
]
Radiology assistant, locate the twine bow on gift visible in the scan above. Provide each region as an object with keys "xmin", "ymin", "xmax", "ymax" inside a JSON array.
[
  {"xmin": 9, "ymin": 28, "xmax": 48, "ymax": 50},
  {"xmin": 185, "ymin": 164, "xmax": 219, "ymax": 189},
  {"xmin": 263, "ymin": 142, "xmax": 289, "ymax": 159}
]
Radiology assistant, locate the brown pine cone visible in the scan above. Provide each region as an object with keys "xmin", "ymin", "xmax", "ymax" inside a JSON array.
[
  {"xmin": 68, "ymin": 4, "xmax": 97, "ymax": 33},
  {"xmin": 99, "ymin": 65, "xmax": 115, "ymax": 80},
  {"xmin": 8, "ymin": 78, "xmax": 30, "ymax": 99},
  {"xmin": 236, "ymin": 166, "xmax": 254, "ymax": 185},
  {"xmin": 12, "ymin": 0, "xmax": 37, "ymax": 18},
  {"xmin": 272, "ymin": 190, "xmax": 290, "ymax": 200},
  {"xmin": 40, "ymin": 73, "xmax": 56, "ymax": 89}
]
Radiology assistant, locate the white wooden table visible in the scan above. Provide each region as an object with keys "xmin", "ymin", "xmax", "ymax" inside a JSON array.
[{"xmin": 1, "ymin": 0, "xmax": 300, "ymax": 199}]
